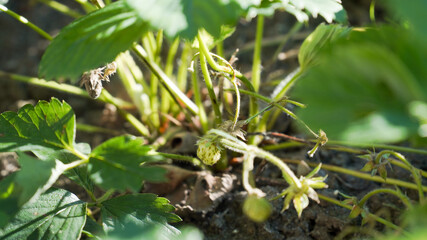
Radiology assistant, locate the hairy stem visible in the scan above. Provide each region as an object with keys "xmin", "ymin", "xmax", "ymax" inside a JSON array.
[
  {"xmin": 248, "ymin": 15, "xmax": 264, "ymax": 144},
  {"xmin": 39, "ymin": 0, "xmax": 83, "ymax": 18},
  {"xmin": 0, "ymin": 4, "xmax": 52, "ymax": 40},
  {"xmin": 0, "ymin": 70, "xmax": 133, "ymax": 108},
  {"xmin": 198, "ymin": 41, "xmax": 222, "ymax": 126},
  {"xmin": 358, "ymin": 188, "xmax": 412, "ymax": 209},
  {"xmin": 190, "ymin": 62, "xmax": 209, "ymax": 132},
  {"xmin": 132, "ymin": 44, "xmax": 199, "ymax": 115},
  {"xmin": 318, "ymin": 194, "xmax": 407, "ymax": 234}
]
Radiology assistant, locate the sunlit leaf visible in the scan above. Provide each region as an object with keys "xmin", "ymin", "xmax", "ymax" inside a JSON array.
[{"xmin": 0, "ymin": 98, "xmax": 75, "ymax": 152}]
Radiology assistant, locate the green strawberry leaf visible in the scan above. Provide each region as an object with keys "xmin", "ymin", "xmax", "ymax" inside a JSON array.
[
  {"xmin": 126, "ymin": 0, "xmax": 251, "ymax": 40},
  {"xmin": 0, "ymin": 188, "xmax": 87, "ymax": 240},
  {"xmin": 247, "ymin": 0, "xmax": 344, "ymax": 23},
  {"xmin": 0, "ymin": 153, "xmax": 66, "ymax": 228},
  {"xmin": 388, "ymin": 0, "xmax": 427, "ymax": 41},
  {"xmin": 39, "ymin": 1, "xmax": 148, "ymax": 81},
  {"xmin": 38, "ymin": 0, "xmax": 254, "ymax": 80},
  {"xmin": 292, "ymin": 27, "xmax": 423, "ymax": 143},
  {"xmin": 101, "ymin": 193, "xmax": 180, "ymax": 237},
  {"xmin": 88, "ymin": 135, "xmax": 167, "ymax": 192},
  {"xmin": 0, "ymin": 98, "xmax": 75, "ymax": 153}
]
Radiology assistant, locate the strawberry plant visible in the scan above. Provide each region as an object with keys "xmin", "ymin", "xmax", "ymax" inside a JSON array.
[{"xmin": 1, "ymin": 0, "xmax": 426, "ymax": 239}]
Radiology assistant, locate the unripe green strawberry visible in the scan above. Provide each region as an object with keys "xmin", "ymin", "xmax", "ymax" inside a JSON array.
[
  {"xmin": 197, "ymin": 138, "xmax": 221, "ymax": 165},
  {"xmin": 243, "ymin": 195, "xmax": 272, "ymax": 223}
]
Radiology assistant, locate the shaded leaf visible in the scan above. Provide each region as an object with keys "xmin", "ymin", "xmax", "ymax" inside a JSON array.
[
  {"xmin": 292, "ymin": 27, "xmax": 423, "ymax": 143},
  {"xmin": 88, "ymin": 135, "xmax": 166, "ymax": 192},
  {"xmin": 0, "ymin": 98, "xmax": 75, "ymax": 152},
  {"xmin": 0, "ymin": 188, "xmax": 87, "ymax": 240},
  {"xmin": 388, "ymin": 0, "xmax": 427, "ymax": 41},
  {"xmin": 83, "ymin": 217, "xmax": 105, "ymax": 239},
  {"xmin": 39, "ymin": 1, "xmax": 148, "ymax": 81},
  {"xmin": 126, "ymin": 0, "xmax": 250, "ymax": 40},
  {"xmin": 101, "ymin": 194, "xmax": 180, "ymax": 238},
  {"xmin": 0, "ymin": 153, "xmax": 66, "ymax": 228}
]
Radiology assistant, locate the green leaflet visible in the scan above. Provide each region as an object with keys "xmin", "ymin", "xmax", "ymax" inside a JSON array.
[
  {"xmin": 126, "ymin": 0, "xmax": 248, "ymax": 39},
  {"xmin": 39, "ymin": 1, "xmax": 148, "ymax": 81},
  {"xmin": 0, "ymin": 98, "xmax": 75, "ymax": 152},
  {"xmin": 88, "ymin": 135, "xmax": 167, "ymax": 192},
  {"xmin": 38, "ymin": 0, "xmax": 253, "ymax": 80},
  {"xmin": 292, "ymin": 26, "xmax": 425, "ymax": 144},
  {"xmin": 0, "ymin": 188, "xmax": 87, "ymax": 240},
  {"xmin": 247, "ymin": 0, "xmax": 344, "ymax": 23}
]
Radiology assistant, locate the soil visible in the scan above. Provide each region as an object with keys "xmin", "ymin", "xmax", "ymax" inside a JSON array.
[{"xmin": 0, "ymin": 1, "xmax": 421, "ymax": 239}]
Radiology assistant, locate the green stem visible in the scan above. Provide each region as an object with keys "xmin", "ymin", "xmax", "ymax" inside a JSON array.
[
  {"xmin": 269, "ymin": 21, "xmax": 303, "ymax": 66},
  {"xmin": 158, "ymin": 152, "xmax": 204, "ymax": 168},
  {"xmin": 0, "ymin": 70, "xmax": 134, "ymax": 108},
  {"xmin": 282, "ymin": 158, "xmax": 427, "ymax": 192},
  {"xmin": 97, "ymin": 189, "xmax": 115, "ymax": 203},
  {"xmin": 115, "ymin": 53, "xmax": 151, "ymax": 123},
  {"xmin": 251, "ymin": 15, "xmax": 264, "ymax": 92},
  {"xmin": 177, "ymin": 42, "xmax": 191, "ymax": 92},
  {"xmin": 216, "ymin": 41, "xmax": 224, "ymax": 57},
  {"xmin": 74, "ymin": 0, "xmax": 96, "ymax": 12},
  {"xmin": 90, "ymin": 0, "xmax": 105, "ymax": 8},
  {"xmin": 212, "ymin": 129, "xmax": 301, "ymax": 188},
  {"xmin": 63, "ymin": 158, "xmax": 89, "ymax": 171},
  {"xmin": 190, "ymin": 62, "xmax": 209, "ymax": 133},
  {"xmin": 229, "ymin": 88, "xmax": 316, "ymax": 136},
  {"xmin": 370, "ymin": 0, "xmax": 376, "ymax": 24},
  {"xmin": 132, "ymin": 44, "xmax": 199, "ymax": 115},
  {"xmin": 262, "ymin": 141, "xmax": 305, "ymax": 151},
  {"xmin": 142, "ymin": 33, "xmax": 161, "ymax": 129},
  {"xmin": 318, "ymin": 194, "xmax": 407, "ymax": 233},
  {"xmin": 101, "ymin": 90, "xmax": 150, "ymax": 137},
  {"xmin": 0, "ymin": 4, "xmax": 52, "ymax": 40},
  {"xmin": 262, "ymin": 69, "xmax": 303, "ymax": 130},
  {"xmin": 248, "ymin": 15, "xmax": 264, "ymax": 144},
  {"xmin": 38, "ymin": 0, "xmax": 83, "ymax": 18},
  {"xmin": 162, "ymin": 37, "xmax": 180, "ymax": 114},
  {"xmin": 195, "ymin": 32, "xmax": 256, "ymax": 93},
  {"xmin": 358, "ymin": 188, "xmax": 412, "ymax": 208},
  {"xmin": 198, "ymin": 46, "xmax": 222, "ymax": 126},
  {"xmin": 376, "ymin": 150, "xmax": 425, "ymax": 202},
  {"xmin": 326, "ymin": 140, "xmax": 427, "ymax": 155},
  {"xmin": 242, "ymin": 153, "xmax": 264, "ymax": 197}
]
